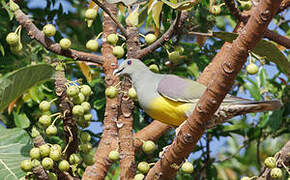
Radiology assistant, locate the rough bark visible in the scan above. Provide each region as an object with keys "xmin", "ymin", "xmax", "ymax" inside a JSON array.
[
  {"xmin": 14, "ymin": 9, "xmax": 104, "ymax": 65},
  {"xmin": 82, "ymin": 2, "xmax": 119, "ymax": 180},
  {"xmin": 55, "ymin": 71, "xmax": 78, "ymax": 159},
  {"xmin": 225, "ymin": 0, "xmax": 290, "ymax": 49},
  {"xmin": 264, "ymin": 30, "xmax": 290, "ymax": 49},
  {"xmin": 116, "ymin": 27, "xmax": 141, "ymax": 180},
  {"xmin": 135, "ymin": 11, "xmax": 185, "ymax": 59},
  {"xmin": 134, "ymin": 121, "xmax": 171, "ymax": 149},
  {"xmin": 92, "ymin": 0, "xmax": 128, "ymax": 37},
  {"xmin": 146, "ymin": 0, "xmax": 282, "ymax": 179}
]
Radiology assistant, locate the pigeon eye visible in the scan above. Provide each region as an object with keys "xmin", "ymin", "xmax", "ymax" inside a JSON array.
[{"xmin": 127, "ymin": 60, "xmax": 132, "ymax": 65}]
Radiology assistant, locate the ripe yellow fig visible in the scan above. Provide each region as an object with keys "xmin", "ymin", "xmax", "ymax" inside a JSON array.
[
  {"xmin": 43, "ymin": 24, "xmax": 56, "ymax": 37},
  {"xmin": 108, "ymin": 150, "xmax": 120, "ymax": 161},
  {"xmin": 58, "ymin": 160, "xmax": 70, "ymax": 172},
  {"xmin": 168, "ymin": 51, "xmax": 182, "ymax": 64},
  {"xmin": 113, "ymin": 46, "xmax": 125, "ymax": 58},
  {"xmin": 270, "ymin": 168, "xmax": 283, "ymax": 179},
  {"xmin": 142, "ymin": 140, "xmax": 156, "ymax": 154},
  {"xmin": 240, "ymin": 1, "xmax": 252, "ymax": 10},
  {"xmin": 246, "ymin": 63, "xmax": 258, "ymax": 75},
  {"xmin": 30, "ymin": 147, "xmax": 41, "ymax": 160},
  {"xmin": 85, "ymin": 8, "xmax": 97, "ymax": 20},
  {"xmin": 59, "ymin": 38, "xmax": 71, "ymax": 50},
  {"xmin": 39, "ymin": 100, "xmax": 51, "ymax": 112},
  {"xmin": 6, "ymin": 32, "xmax": 19, "ymax": 46},
  {"xmin": 181, "ymin": 162, "xmax": 194, "ymax": 174},
  {"xmin": 145, "ymin": 34, "xmax": 157, "ymax": 45},
  {"xmin": 107, "ymin": 34, "xmax": 119, "ymax": 45},
  {"xmin": 86, "ymin": 40, "xmax": 99, "ymax": 51},
  {"xmin": 20, "ymin": 159, "xmax": 32, "ymax": 172},
  {"xmin": 134, "ymin": 174, "xmax": 145, "ymax": 180},
  {"xmin": 149, "ymin": 64, "xmax": 159, "ymax": 73},
  {"xmin": 137, "ymin": 161, "xmax": 150, "ymax": 174},
  {"xmin": 42, "ymin": 157, "xmax": 54, "ymax": 170},
  {"xmin": 128, "ymin": 87, "xmax": 137, "ymax": 99},
  {"xmin": 105, "ymin": 86, "xmax": 118, "ymax": 98},
  {"xmin": 264, "ymin": 157, "xmax": 276, "ymax": 168}
]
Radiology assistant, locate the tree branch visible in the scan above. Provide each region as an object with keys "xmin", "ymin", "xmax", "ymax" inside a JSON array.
[
  {"xmin": 91, "ymin": 0, "xmax": 128, "ymax": 37},
  {"xmin": 225, "ymin": 0, "xmax": 290, "ymax": 49},
  {"xmin": 264, "ymin": 30, "xmax": 290, "ymax": 49},
  {"xmin": 133, "ymin": 121, "xmax": 171, "ymax": 149},
  {"xmin": 82, "ymin": 2, "xmax": 119, "ymax": 180},
  {"xmin": 258, "ymin": 140, "xmax": 290, "ymax": 180},
  {"xmin": 146, "ymin": 0, "xmax": 282, "ymax": 178},
  {"xmin": 135, "ymin": 11, "xmax": 188, "ymax": 59},
  {"xmin": 55, "ymin": 70, "xmax": 78, "ymax": 160},
  {"xmin": 277, "ymin": 0, "xmax": 290, "ymax": 14},
  {"xmin": 224, "ymin": 0, "xmax": 249, "ymax": 21},
  {"xmin": 14, "ymin": 9, "xmax": 104, "ymax": 65},
  {"xmin": 116, "ymin": 26, "xmax": 142, "ymax": 180}
]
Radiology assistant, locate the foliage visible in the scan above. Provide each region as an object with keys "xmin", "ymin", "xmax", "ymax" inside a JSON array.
[{"xmin": 0, "ymin": 0, "xmax": 289, "ymax": 179}]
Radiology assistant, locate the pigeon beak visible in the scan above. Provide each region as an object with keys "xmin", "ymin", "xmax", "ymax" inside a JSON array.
[{"xmin": 113, "ymin": 67, "xmax": 124, "ymax": 76}]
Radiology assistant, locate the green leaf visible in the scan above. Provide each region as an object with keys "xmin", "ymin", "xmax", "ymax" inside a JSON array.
[
  {"xmin": 253, "ymin": 40, "xmax": 290, "ymax": 77},
  {"xmin": 257, "ymin": 67, "xmax": 267, "ymax": 88},
  {"xmin": 244, "ymin": 77, "xmax": 261, "ymax": 100},
  {"xmin": 160, "ymin": 0, "xmax": 198, "ymax": 10},
  {"xmin": 1, "ymin": 0, "xmax": 14, "ymax": 20},
  {"xmin": 13, "ymin": 112, "xmax": 30, "ymax": 129},
  {"xmin": 29, "ymin": 85, "xmax": 44, "ymax": 104},
  {"xmin": 0, "ymin": 43, "xmax": 4, "ymax": 56},
  {"xmin": 187, "ymin": 62, "xmax": 199, "ymax": 78},
  {"xmin": 0, "ymin": 64, "xmax": 55, "ymax": 112},
  {"xmin": 151, "ymin": 2, "xmax": 163, "ymax": 29},
  {"xmin": 213, "ymin": 32, "xmax": 290, "ymax": 77},
  {"xmin": 125, "ymin": 6, "xmax": 139, "ymax": 27},
  {"xmin": 266, "ymin": 109, "xmax": 284, "ymax": 131},
  {"xmin": 0, "ymin": 126, "xmax": 33, "ymax": 180}
]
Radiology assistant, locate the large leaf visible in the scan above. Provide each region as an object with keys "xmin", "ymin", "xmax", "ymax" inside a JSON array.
[
  {"xmin": 0, "ymin": 64, "xmax": 55, "ymax": 112},
  {"xmin": 213, "ymin": 32, "xmax": 290, "ymax": 77},
  {"xmin": 0, "ymin": 126, "xmax": 33, "ymax": 180},
  {"xmin": 151, "ymin": 2, "xmax": 163, "ymax": 29}
]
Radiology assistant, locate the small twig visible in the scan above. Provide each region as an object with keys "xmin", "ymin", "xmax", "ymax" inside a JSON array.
[
  {"xmin": 277, "ymin": 0, "xmax": 290, "ymax": 14},
  {"xmin": 215, "ymin": 142, "xmax": 248, "ymax": 163},
  {"xmin": 224, "ymin": 0, "xmax": 249, "ymax": 22},
  {"xmin": 187, "ymin": 31, "xmax": 213, "ymax": 37},
  {"xmin": 136, "ymin": 11, "xmax": 188, "ymax": 59},
  {"xmin": 14, "ymin": 9, "xmax": 104, "ymax": 65},
  {"xmin": 92, "ymin": 0, "xmax": 128, "ymax": 37}
]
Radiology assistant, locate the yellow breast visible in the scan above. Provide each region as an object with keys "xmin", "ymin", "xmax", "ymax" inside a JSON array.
[{"xmin": 147, "ymin": 96, "xmax": 193, "ymax": 127}]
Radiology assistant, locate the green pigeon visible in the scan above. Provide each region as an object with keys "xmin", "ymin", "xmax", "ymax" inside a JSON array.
[{"xmin": 113, "ymin": 59, "xmax": 283, "ymax": 128}]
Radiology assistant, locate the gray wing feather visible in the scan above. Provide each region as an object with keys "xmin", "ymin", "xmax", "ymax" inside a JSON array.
[
  {"xmin": 157, "ymin": 75, "xmax": 207, "ymax": 103},
  {"xmin": 157, "ymin": 75, "xmax": 256, "ymax": 104}
]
